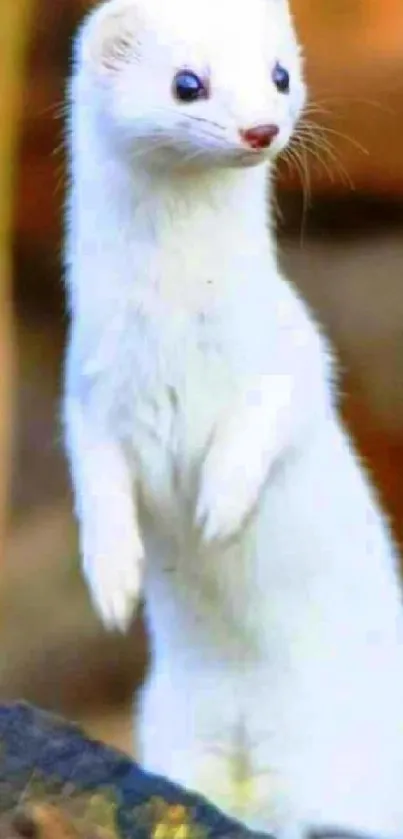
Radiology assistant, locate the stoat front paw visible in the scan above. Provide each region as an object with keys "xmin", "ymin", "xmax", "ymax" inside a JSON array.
[
  {"xmin": 196, "ymin": 442, "xmax": 261, "ymax": 543},
  {"xmin": 82, "ymin": 527, "xmax": 144, "ymax": 632}
]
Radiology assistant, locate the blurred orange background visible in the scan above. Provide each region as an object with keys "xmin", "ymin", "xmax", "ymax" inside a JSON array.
[{"xmin": 1, "ymin": 0, "xmax": 403, "ymax": 748}]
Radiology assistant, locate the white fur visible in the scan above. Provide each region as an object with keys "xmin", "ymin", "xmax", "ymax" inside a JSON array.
[{"xmin": 64, "ymin": 0, "xmax": 403, "ymax": 836}]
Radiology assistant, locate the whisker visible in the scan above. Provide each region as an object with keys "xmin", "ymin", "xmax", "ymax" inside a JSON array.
[
  {"xmin": 280, "ymin": 142, "xmax": 312, "ymax": 240},
  {"xmin": 303, "ymin": 102, "xmax": 333, "ymax": 119},
  {"xmin": 183, "ymin": 114, "xmax": 227, "ymax": 132},
  {"xmin": 52, "ymin": 139, "xmax": 66, "ymax": 158},
  {"xmin": 301, "ymin": 119, "xmax": 369, "ymax": 156},
  {"xmin": 40, "ymin": 99, "xmax": 69, "ymax": 120},
  {"xmin": 307, "ymin": 93, "xmax": 398, "ymax": 116},
  {"xmin": 128, "ymin": 137, "xmax": 176, "ymax": 161},
  {"xmin": 295, "ymin": 109, "xmax": 365, "ymax": 189},
  {"xmin": 294, "ymin": 131, "xmax": 355, "ymax": 190},
  {"xmin": 175, "ymin": 147, "xmax": 214, "ymax": 168},
  {"xmin": 306, "ymin": 128, "xmax": 356, "ymax": 179},
  {"xmin": 133, "ymin": 105, "xmax": 227, "ymax": 133},
  {"xmin": 282, "ymin": 145, "xmax": 307, "ymax": 190},
  {"xmin": 298, "ymin": 142, "xmax": 312, "ymax": 241}
]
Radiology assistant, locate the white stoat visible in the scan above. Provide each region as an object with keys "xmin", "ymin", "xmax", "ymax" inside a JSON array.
[{"xmin": 63, "ymin": 0, "xmax": 403, "ymax": 836}]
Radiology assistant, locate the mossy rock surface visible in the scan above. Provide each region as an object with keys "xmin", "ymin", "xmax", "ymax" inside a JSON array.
[{"xmin": 0, "ymin": 702, "xmax": 269, "ymax": 839}]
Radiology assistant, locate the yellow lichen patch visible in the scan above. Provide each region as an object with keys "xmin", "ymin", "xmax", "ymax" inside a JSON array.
[
  {"xmin": 75, "ymin": 791, "xmax": 120, "ymax": 838},
  {"xmin": 196, "ymin": 752, "xmax": 278, "ymax": 826},
  {"xmin": 153, "ymin": 804, "xmax": 191, "ymax": 839},
  {"xmin": 133, "ymin": 797, "xmax": 206, "ymax": 839},
  {"xmin": 4, "ymin": 779, "xmax": 121, "ymax": 839},
  {"xmin": 10, "ymin": 802, "xmax": 81, "ymax": 839}
]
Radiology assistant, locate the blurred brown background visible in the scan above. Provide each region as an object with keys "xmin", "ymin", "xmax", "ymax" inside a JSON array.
[{"xmin": 2, "ymin": 0, "xmax": 403, "ymax": 751}]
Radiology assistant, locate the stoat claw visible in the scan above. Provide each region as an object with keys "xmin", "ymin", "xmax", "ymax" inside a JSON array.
[
  {"xmin": 196, "ymin": 447, "xmax": 258, "ymax": 544},
  {"xmin": 82, "ymin": 530, "xmax": 144, "ymax": 632}
]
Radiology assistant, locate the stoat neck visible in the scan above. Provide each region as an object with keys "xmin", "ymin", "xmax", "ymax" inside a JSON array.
[{"xmin": 68, "ymin": 107, "xmax": 277, "ymax": 306}]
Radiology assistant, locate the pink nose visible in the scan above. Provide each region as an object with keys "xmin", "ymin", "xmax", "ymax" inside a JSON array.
[{"xmin": 241, "ymin": 124, "xmax": 279, "ymax": 150}]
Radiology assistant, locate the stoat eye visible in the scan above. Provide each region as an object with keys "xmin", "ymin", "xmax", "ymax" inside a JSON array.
[
  {"xmin": 173, "ymin": 70, "xmax": 208, "ymax": 103},
  {"xmin": 272, "ymin": 62, "xmax": 290, "ymax": 94}
]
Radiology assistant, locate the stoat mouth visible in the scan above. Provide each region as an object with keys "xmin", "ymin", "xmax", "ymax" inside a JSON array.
[{"xmin": 232, "ymin": 148, "xmax": 272, "ymax": 168}]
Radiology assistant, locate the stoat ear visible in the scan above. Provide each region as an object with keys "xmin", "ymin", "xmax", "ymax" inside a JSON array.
[{"xmin": 81, "ymin": 1, "xmax": 141, "ymax": 74}]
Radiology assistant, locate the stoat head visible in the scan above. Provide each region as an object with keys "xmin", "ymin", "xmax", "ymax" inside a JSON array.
[{"xmin": 75, "ymin": 0, "xmax": 305, "ymax": 171}]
